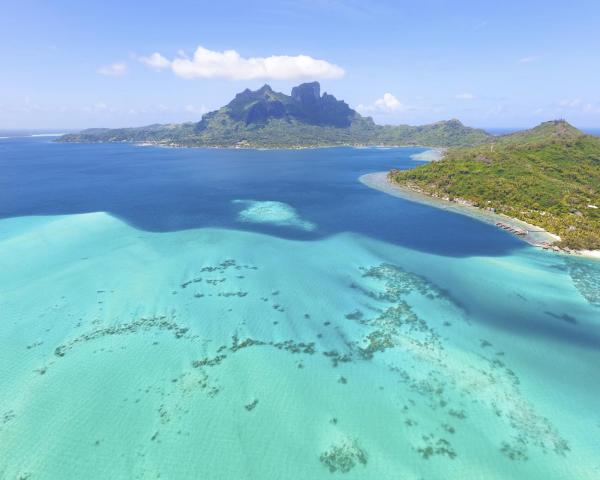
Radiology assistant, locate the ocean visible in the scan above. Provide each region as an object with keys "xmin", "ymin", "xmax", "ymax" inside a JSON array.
[{"xmin": 0, "ymin": 137, "xmax": 598, "ymax": 479}]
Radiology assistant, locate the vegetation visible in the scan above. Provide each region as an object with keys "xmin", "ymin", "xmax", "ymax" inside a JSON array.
[
  {"xmin": 389, "ymin": 121, "xmax": 600, "ymax": 250},
  {"xmin": 59, "ymin": 82, "xmax": 491, "ymax": 148},
  {"xmin": 375, "ymin": 119, "xmax": 491, "ymax": 148}
]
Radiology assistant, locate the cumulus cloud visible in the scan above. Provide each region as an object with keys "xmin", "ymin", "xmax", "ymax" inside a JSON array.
[
  {"xmin": 97, "ymin": 62, "xmax": 127, "ymax": 76},
  {"xmin": 138, "ymin": 52, "xmax": 170, "ymax": 70},
  {"xmin": 455, "ymin": 92, "xmax": 475, "ymax": 100},
  {"xmin": 357, "ymin": 93, "xmax": 406, "ymax": 114},
  {"xmin": 374, "ymin": 93, "xmax": 403, "ymax": 111},
  {"xmin": 139, "ymin": 45, "xmax": 345, "ymax": 80}
]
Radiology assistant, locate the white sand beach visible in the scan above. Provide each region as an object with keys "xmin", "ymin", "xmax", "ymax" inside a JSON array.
[{"xmin": 360, "ymin": 171, "xmax": 600, "ymax": 260}]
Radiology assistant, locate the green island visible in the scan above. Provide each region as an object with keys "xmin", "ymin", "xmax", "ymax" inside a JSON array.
[
  {"xmin": 59, "ymin": 83, "xmax": 600, "ymax": 250},
  {"xmin": 58, "ymin": 82, "xmax": 491, "ymax": 148},
  {"xmin": 389, "ymin": 120, "xmax": 600, "ymax": 250}
]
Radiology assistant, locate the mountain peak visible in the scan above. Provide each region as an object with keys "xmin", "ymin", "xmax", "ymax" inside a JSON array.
[
  {"xmin": 438, "ymin": 119, "xmax": 464, "ymax": 127},
  {"xmin": 257, "ymin": 84, "xmax": 273, "ymax": 93},
  {"xmin": 211, "ymin": 81, "xmax": 355, "ymax": 128},
  {"xmin": 498, "ymin": 119, "xmax": 584, "ymax": 145},
  {"xmin": 535, "ymin": 119, "xmax": 582, "ymax": 135},
  {"xmin": 291, "ymin": 82, "xmax": 321, "ymax": 103}
]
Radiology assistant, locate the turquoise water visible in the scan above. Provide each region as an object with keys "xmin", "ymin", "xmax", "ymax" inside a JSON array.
[{"xmin": 0, "ymin": 138, "xmax": 599, "ymax": 479}]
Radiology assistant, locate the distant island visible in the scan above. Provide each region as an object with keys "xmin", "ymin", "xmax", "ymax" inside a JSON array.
[
  {"xmin": 387, "ymin": 120, "xmax": 600, "ymax": 251},
  {"xmin": 58, "ymin": 82, "xmax": 491, "ymax": 148},
  {"xmin": 59, "ymin": 84, "xmax": 600, "ymax": 251}
]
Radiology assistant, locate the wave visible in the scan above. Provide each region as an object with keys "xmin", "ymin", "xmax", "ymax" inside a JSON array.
[{"xmin": 0, "ymin": 133, "xmax": 65, "ymax": 139}]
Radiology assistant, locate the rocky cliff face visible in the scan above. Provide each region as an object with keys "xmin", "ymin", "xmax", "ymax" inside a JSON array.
[
  {"xmin": 291, "ymin": 82, "xmax": 355, "ymax": 127},
  {"xmin": 197, "ymin": 82, "xmax": 356, "ymax": 129}
]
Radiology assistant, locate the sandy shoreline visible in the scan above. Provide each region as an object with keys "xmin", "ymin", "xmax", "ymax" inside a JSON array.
[
  {"xmin": 360, "ymin": 171, "xmax": 600, "ymax": 260},
  {"xmin": 409, "ymin": 148, "xmax": 445, "ymax": 162}
]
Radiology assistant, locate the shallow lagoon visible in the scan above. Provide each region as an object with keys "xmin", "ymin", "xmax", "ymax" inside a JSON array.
[{"xmin": 0, "ymin": 138, "xmax": 599, "ymax": 479}]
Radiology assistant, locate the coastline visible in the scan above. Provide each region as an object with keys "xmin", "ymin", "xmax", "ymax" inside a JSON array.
[
  {"xmin": 360, "ymin": 171, "xmax": 600, "ymax": 260},
  {"xmin": 133, "ymin": 142, "xmax": 424, "ymax": 151},
  {"xmin": 58, "ymin": 138, "xmax": 452, "ymax": 151},
  {"xmin": 409, "ymin": 148, "xmax": 445, "ymax": 162}
]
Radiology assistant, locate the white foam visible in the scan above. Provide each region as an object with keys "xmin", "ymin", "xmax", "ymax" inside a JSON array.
[{"xmin": 410, "ymin": 148, "xmax": 444, "ymax": 162}]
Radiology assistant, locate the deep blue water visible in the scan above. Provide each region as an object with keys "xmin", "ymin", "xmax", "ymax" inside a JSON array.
[{"xmin": 0, "ymin": 137, "xmax": 525, "ymax": 257}]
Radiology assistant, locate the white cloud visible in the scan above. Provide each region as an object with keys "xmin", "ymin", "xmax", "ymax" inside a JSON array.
[
  {"xmin": 140, "ymin": 45, "xmax": 345, "ymax": 80},
  {"xmin": 184, "ymin": 104, "xmax": 208, "ymax": 115},
  {"xmin": 455, "ymin": 93, "xmax": 475, "ymax": 100},
  {"xmin": 374, "ymin": 93, "xmax": 403, "ymax": 111},
  {"xmin": 518, "ymin": 55, "xmax": 541, "ymax": 64},
  {"xmin": 357, "ymin": 93, "xmax": 406, "ymax": 114},
  {"xmin": 139, "ymin": 52, "xmax": 170, "ymax": 70},
  {"xmin": 97, "ymin": 62, "xmax": 127, "ymax": 76}
]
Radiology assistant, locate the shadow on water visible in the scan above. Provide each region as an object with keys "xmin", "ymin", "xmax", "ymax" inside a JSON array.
[
  {"xmin": 534, "ymin": 314, "xmax": 598, "ymax": 350},
  {"xmin": 495, "ymin": 306, "xmax": 600, "ymax": 350},
  {"xmin": 0, "ymin": 138, "xmax": 526, "ymax": 258}
]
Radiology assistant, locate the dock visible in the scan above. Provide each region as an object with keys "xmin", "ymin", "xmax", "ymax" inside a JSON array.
[{"xmin": 495, "ymin": 222, "xmax": 527, "ymax": 236}]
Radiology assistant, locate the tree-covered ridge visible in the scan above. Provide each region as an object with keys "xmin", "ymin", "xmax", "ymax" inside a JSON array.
[
  {"xmin": 59, "ymin": 82, "xmax": 492, "ymax": 148},
  {"xmin": 377, "ymin": 119, "xmax": 492, "ymax": 148},
  {"xmin": 493, "ymin": 119, "xmax": 583, "ymax": 145},
  {"xmin": 389, "ymin": 121, "xmax": 600, "ymax": 250}
]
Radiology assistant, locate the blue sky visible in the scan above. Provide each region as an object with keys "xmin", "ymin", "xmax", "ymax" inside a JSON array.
[{"xmin": 2, "ymin": 0, "xmax": 600, "ymax": 129}]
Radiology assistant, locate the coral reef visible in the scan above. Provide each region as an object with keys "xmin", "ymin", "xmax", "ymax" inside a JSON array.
[{"xmin": 319, "ymin": 438, "xmax": 368, "ymax": 473}]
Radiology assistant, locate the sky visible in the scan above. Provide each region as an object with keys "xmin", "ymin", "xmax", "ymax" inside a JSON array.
[{"xmin": 1, "ymin": 0, "xmax": 600, "ymax": 130}]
